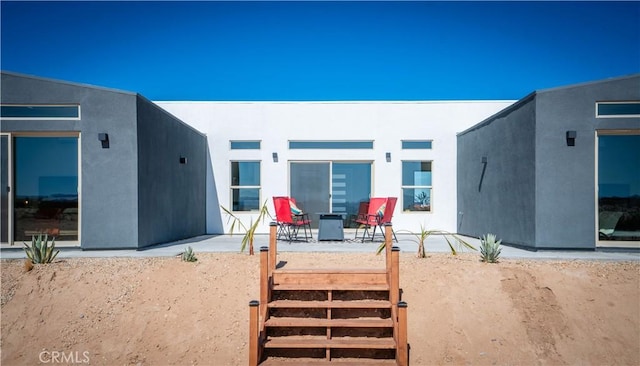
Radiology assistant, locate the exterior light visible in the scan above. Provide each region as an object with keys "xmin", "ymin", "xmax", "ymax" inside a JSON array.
[
  {"xmin": 386, "ymin": 152, "xmax": 391, "ymax": 162},
  {"xmin": 566, "ymin": 131, "xmax": 576, "ymax": 146},
  {"xmin": 272, "ymin": 152, "xmax": 278, "ymax": 162},
  {"xmin": 98, "ymin": 133, "xmax": 109, "ymax": 148}
]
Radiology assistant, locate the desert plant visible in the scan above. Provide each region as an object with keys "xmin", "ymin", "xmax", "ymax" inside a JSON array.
[
  {"xmin": 23, "ymin": 233, "xmax": 59, "ymax": 264},
  {"xmin": 221, "ymin": 200, "xmax": 271, "ymax": 255},
  {"xmin": 480, "ymin": 233, "xmax": 502, "ymax": 263},
  {"xmin": 181, "ymin": 246, "xmax": 198, "ymax": 262},
  {"xmin": 378, "ymin": 223, "xmax": 477, "ymax": 258}
]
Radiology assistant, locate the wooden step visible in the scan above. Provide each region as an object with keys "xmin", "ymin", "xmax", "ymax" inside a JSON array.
[
  {"xmin": 272, "ymin": 283, "xmax": 389, "ymax": 291},
  {"xmin": 268, "ymin": 300, "xmax": 391, "ymax": 309},
  {"xmin": 272, "ymin": 269, "xmax": 388, "ymax": 288},
  {"xmin": 260, "ymin": 359, "xmax": 397, "ymax": 365},
  {"xmin": 264, "ymin": 337, "xmax": 396, "ymax": 349},
  {"xmin": 265, "ymin": 317, "xmax": 393, "ymax": 328}
]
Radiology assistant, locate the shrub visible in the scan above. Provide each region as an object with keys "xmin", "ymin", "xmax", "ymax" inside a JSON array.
[
  {"xmin": 480, "ymin": 233, "xmax": 502, "ymax": 263},
  {"xmin": 181, "ymin": 246, "xmax": 198, "ymax": 262},
  {"xmin": 23, "ymin": 234, "xmax": 59, "ymax": 264}
]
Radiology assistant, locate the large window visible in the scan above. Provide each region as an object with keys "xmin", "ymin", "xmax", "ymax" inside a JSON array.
[
  {"xmin": 13, "ymin": 136, "xmax": 79, "ymax": 241},
  {"xmin": 231, "ymin": 161, "xmax": 260, "ymax": 211},
  {"xmin": 402, "ymin": 161, "xmax": 432, "ymax": 212},
  {"xmin": 597, "ymin": 133, "xmax": 640, "ymax": 245}
]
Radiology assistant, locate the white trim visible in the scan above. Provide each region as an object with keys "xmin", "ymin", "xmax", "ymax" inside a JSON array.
[
  {"xmin": 595, "ymin": 129, "xmax": 640, "ymax": 248},
  {"xmin": 595, "ymin": 101, "xmax": 640, "ymax": 118},
  {"xmin": 1, "ymin": 133, "xmax": 13, "ymax": 245},
  {"xmin": 0, "ymin": 104, "xmax": 81, "ymax": 120}
]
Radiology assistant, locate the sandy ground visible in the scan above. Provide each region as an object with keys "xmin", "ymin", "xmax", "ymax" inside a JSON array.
[{"xmin": 1, "ymin": 251, "xmax": 639, "ymax": 366}]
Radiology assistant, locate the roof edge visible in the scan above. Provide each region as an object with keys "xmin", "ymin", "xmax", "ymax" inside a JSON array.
[
  {"xmin": 457, "ymin": 92, "xmax": 537, "ymax": 137},
  {"xmin": 1, "ymin": 70, "xmax": 137, "ymax": 96},
  {"xmin": 535, "ymin": 73, "xmax": 640, "ymax": 94}
]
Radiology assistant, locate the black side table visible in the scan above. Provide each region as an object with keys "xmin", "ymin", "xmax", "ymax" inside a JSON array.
[{"xmin": 317, "ymin": 213, "xmax": 345, "ymax": 241}]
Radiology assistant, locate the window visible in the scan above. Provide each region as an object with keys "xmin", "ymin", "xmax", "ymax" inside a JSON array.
[
  {"xmin": 402, "ymin": 161, "xmax": 432, "ymax": 212},
  {"xmin": 230, "ymin": 140, "xmax": 260, "ymax": 150},
  {"xmin": 1, "ymin": 105, "xmax": 80, "ymax": 119},
  {"xmin": 402, "ymin": 140, "xmax": 432, "ymax": 149},
  {"xmin": 289, "ymin": 141, "xmax": 374, "ymax": 149},
  {"xmin": 596, "ymin": 102, "xmax": 640, "ymax": 118},
  {"xmin": 231, "ymin": 161, "xmax": 260, "ymax": 211}
]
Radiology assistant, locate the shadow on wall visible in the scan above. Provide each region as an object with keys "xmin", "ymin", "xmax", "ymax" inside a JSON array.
[{"xmin": 206, "ymin": 143, "xmax": 224, "ymax": 234}]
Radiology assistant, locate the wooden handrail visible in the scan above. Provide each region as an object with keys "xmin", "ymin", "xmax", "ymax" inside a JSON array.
[
  {"xmin": 249, "ymin": 300, "xmax": 259, "ymax": 366},
  {"xmin": 259, "ymin": 246, "xmax": 269, "ymax": 328},
  {"xmin": 397, "ymin": 301, "xmax": 409, "ymax": 366},
  {"xmin": 269, "ymin": 222, "xmax": 277, "ymax": 277}
]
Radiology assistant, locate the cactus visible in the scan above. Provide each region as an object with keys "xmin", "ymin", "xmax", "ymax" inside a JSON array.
[
  {"xmin": 480, "ymin": 233, "xmax": 502, "ymax": 263},
  {"xmin": 181, "ymin": 246, "xmax": 198, "ymax": 262},
  {"xmin": 23, "ymin": 234, "xmax": 59, "ymax": 264}
]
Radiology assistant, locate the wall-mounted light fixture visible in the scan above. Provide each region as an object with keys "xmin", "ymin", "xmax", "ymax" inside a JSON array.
[
  {"xmin": 566, "ymin": 131, "xmax": 576, "ymax": 146},
  {"xmin": 98, "ymin": 133, "xmax": 109, "ymax": 148},
  {"xmin": 386, "ymin": 152, "xmax": 391, "ymax": 162},
  {"xmin": 272, "ymin": 152, "xmax": 278, "ymax": 162},
  {"xmin": 180, "ymin": 156, "xmax": 187, "ymax": 164}
]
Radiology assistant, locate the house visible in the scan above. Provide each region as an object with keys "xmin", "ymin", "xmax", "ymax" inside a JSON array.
[
  {"xmin": 0, "ymin": 71, "xmax": 207, "ymax": 249},
  {"xmin": 2, "ymin": 70, "xmax": 637, "ymax": 250},
  {"xmin": 457, "ymin": 74, "xmax": 640, "ymax": 249}
]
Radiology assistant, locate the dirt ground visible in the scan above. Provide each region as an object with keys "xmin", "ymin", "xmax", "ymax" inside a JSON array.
[{"xmin": 1, "ymin": 251, "xmax": 639, "ymax": 365}]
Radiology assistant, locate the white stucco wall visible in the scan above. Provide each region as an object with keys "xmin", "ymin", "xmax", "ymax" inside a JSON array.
[{"xmin": 155, "ymin": 101, "xmax": 514, "ymax": 235}]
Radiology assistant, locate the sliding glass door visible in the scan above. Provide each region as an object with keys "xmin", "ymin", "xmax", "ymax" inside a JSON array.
[
  {"xmin": 1, "ymin": 135, "xmax": 8, "ymax": 243},
  {"xmin": 13, "ymin": 136, "xmax": 79, "ymax": 241},
  {"xmin": 290, "ymin": 161, "xmax": 371, "ymax": 228},
  {"xmin": 597, "ymin": 132, "xmax": 640, "ymax": 247}
]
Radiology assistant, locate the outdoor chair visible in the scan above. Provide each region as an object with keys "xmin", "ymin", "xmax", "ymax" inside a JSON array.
[
  {"xmin": 373, "ymin": 196, "xmax": 398, "ymax": 242},
  {"xmin": 354, "ymin": 197, "xmax": 387, "ymax": 242},
  {"xmin": 349, "ymin": 200, "xmax": 370, "ymax": 228},
  {"xmin": 273, "ymin": 196, "xmax": 312, "ymax": 242}
]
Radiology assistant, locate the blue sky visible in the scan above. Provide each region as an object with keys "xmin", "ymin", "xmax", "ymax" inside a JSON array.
[{"xmin": 1, "ymin": 1, "xmax": 639, "ymax": 101}]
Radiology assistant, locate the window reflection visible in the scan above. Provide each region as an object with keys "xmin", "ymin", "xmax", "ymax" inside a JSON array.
[
  {"xmin": 598, "ymin": 134, "xmax": 640, "ymax": 241},
  {"xmin": 14, "ymin": 137, "xmax": 78, "ymax": 241}
]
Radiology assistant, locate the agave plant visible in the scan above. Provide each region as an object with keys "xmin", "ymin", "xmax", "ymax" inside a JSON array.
[
  {"xmin": 23, "ymin": 233, "xmax": 59, "ymax": 264},
  {"xmin": 221, "ymin": 200, "xmax": 271, "ymax": 255},
  {"xmin": 480, "ymin": 233, "xmax": 502, "ymax": 263},
  {"xmin": 181, "ymin": 246, "xmax": 198, "ymax": 262},
  {"xmin": 378, "ymin": 223, "xmax": 477, "ymax": 258}
]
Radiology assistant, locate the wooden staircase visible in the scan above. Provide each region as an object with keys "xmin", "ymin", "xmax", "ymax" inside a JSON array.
[{"xmin": 249, "ymin": 224, "xmax": 408, "ymax": 366}]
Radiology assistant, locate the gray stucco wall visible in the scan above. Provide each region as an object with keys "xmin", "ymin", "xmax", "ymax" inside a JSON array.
[
  {"xmin": 458, "ymin": 74, "xmax": 640, "ymax": 250},
  {"xmin": 534, "ymin": 75, "xmax": 640, "ymax": 249},
  {"xmin": 1, "ymin": 72, "xmax": 140, "ymax": 249},
  {"xmin": 136, "ymin": 96, "xmax": 207, "ymax": 247},
  {"xmin": 457, "ymin": 97, "xmax": 537, "ymax": 247}
]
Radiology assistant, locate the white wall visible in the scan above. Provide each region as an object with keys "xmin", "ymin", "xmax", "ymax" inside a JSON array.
[{"xmin": 155, "ymin": 101, "xmax": 514, "ymax": 235}]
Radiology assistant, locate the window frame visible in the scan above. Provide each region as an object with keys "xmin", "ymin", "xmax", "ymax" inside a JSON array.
[
  {"xmin": 401, "ymin": 140, "xmax": 433, "ymax": 150},
  {"xmin": 229, "ymin": 160, "xmax": 261, "ymax": 212},
  {"xmin": 288, "ymin": 140, "xmax": 374, "ymax": 149},
  {"xmin": 595, "ymin": 101, "xmax": 640, "ymax": 118},
  {"xmin": 401, "ymin": 160, "xmax": 433, "ymax": 213},
  {"xmin": 0, "ymin": 104, "xmax": 81, "ymax": 120},
  {"xmin": 230, "ymin": 140, "xmax": 261, "ymax": 150}
]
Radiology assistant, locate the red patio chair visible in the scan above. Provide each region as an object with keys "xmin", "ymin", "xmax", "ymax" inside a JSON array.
[
  {"xmin": 354, "ymin": 197, "xmax": 387, "ymax": 242},
  {"xmin": 273, "ymin": 196, "xmax": 312, "ymax": 242},
  {"xmin": 374, "ymin": 196, "xmax": 398, "ymax": 242}
]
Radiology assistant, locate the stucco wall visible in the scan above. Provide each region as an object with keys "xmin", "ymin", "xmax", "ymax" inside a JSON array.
[
  {"xmin": 457, "ymin": 97, "xmax": 537, "ymax": 247},
  {"xmin": 135, "ymin": 96, "xmax": 207, "ymax": 247},
  {"xmin": 1, "ymin": 72, "xmax": 140, "ymax": 249},
  {"xmin": 156, "ymin": 101, "xmax": 514, "ymax": 235},
  {"xmin": 534, "ymin": 76, "xmax": 640, "ymax": 249}
]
